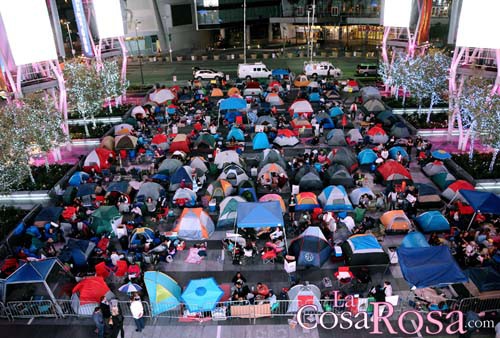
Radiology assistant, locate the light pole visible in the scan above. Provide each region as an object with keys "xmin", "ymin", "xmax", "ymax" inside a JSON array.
[
  {"xmin": 61, "ymin": 20, "xmax": 75, "ymax": 58},
  {"xmin": 135, "ymin": 20, "xmax": 144, "ymax": 85},
  {"xmin": 243, "ymin": 0, "xmax": 247, "ymax": 63},
  {"xmin": 162, "ymin": 16, "xmax": 173, "ymax": 63},
  {"xmin": 310, "ymin": 0, "xmax": 316, "ymax": 62}
]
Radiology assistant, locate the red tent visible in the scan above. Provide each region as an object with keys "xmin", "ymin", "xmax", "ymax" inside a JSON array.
[
  {"xmin": 367, "ymin": 125, "xmax": 387, "ymax": 136},
  {"xmin": 278, "ymin": 129, "xmax": 297, "ymax": 137},
  {"xmin": 245, "ymin": 81, "xmax": 261, "ymax": 89},
  {"xmin": 169, "ymin": 134, "xmax": 190, "ymax": 153},
  {"xmin": 447, "ymin": 180, "xmax": 475, "ymax": 193},
  {"xmin": 152, "ymin": 133, "xmax": 168, "ymax": 145},
  {"xmin": 72, "ymin": 276, "xmax": 110, "ymax": 305},
  {"xmin": 377, "ymin": 160, "xmax": 412, "ymax": 181},
  {"xmin": 83, "ymin": 148, "xmax": 114, "ymax": 173}
]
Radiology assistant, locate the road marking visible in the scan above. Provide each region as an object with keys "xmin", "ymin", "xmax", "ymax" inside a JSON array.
[
  {"xmin": 221, "ymin": 249, "xmax": 224, "ymax": 261},
  {"xmin": 27, "ymin": 317, "xmax": 34, "ymax": 325},
  {"xmin": 411, "ymin": 319, "xmax": 422, "ymax": 338},
  {"xmin": 216, "ymin": 325, "xmax": 222, "ymax": 338}
]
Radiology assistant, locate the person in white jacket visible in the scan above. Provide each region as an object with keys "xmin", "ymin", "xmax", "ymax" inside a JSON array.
[{"xmin": 130, "ymin": 296, "xmax": 145, "ymax": 332}]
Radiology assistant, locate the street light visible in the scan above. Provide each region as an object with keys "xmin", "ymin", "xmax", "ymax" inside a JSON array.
[
  {"xmin": 61, "ymin": 19, "xmax": 75, "ymax": 58},
  {"xmin": 162, "ymin": 16, "xmax": 173, "ymax": 63},
  {"xmin": 135, "ymin": 19, "xmax": 144, "ymax": 85},
  {"xmin": 243, "ymin": 0, "xmax": 247, "ymax": 63}
]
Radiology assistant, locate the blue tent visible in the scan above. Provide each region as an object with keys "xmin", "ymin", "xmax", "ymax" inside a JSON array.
[
  {"xmin": 400, "ymin": 232, "xmax": 430, "ymax": 248},
  {"xmin": 272, "ymin": 68, "xmax": 290, "ymax": 78},
  {"xmin": 130, "ymin": 227, "xmax": 156, "ymax": 246},
  {"xmin": 459, "ymin": 190, "xmax": 500, "ymax": 215},
  {"xmin": 465, "ymin": 267, "xmax": 500, "ymax": 292},
  {"xmin": 224, "ymin": 110, "xmax": 243, "ymax": 123},
  {"xmin": 309, "ymin": 92, "xmax": 321, "ymax": 102},
  {"xmin": 226, "ymin": 127, "xmax": 245, "ymax": 142},
  {"xmin": 68, "ymin": 171, "xmax": 89, "ymax": 186},
  {"xmin": 34, "ymin": 207, "xmax": 63, "ymax": 224},
  {"xmin": 415, "ymin": 211, "xmax": 450, "ymax": 233},
  {"xmin": 237, "ymin": 201, "xmax": 283, "ymax": 228},
  {"xmin": 253, "ymin": 132, "xmax": 270, "ymax": 150},
  {"xmin": 289, "ymin": 227, "xmax": 332, "ymax": 268},
  {"xmin": 58, "ymin": 239, "xmax": 95, "ymax": 267},
  {"xmin": 329, "ymin": 106, "xmax": 344, "ymax": 117},
  {"xmin": 76, "ymin": 183, "xmax": 97, "ymax": 198},
  {"xmin": 144, "ymin": 271, "xmax": 182, "ymax": 316},
  {"xmin": 106, "ymin": 181, "xmax": 129, "ymax": 194},
  {"xmin": 316, "ymin": 113, "xmax": 335, "ymax": 129},
  {"xmin": 318, "ymin": 185, "xmax": 353, "ymax": 211},
  {"xmin": 171, "ymin": 167, "xmax": 192, "ymax": 185},
  {"xmin": 181, "ymin": 278, "xmax": 223, "ymax": 312},
  {"xmin": 389, "ymin": 146, "xmax": 409, "ymax": 160},
  {"xmin": 220, "ymin": 97, "xmax": 246, "ymax": 110},
  {"xmin": 397, "ymin": 246, "xmax": 467, "ymax": 288},
  {"xmin": 358, "ymin": 149, "xmax": 378, "ymax": 165}
]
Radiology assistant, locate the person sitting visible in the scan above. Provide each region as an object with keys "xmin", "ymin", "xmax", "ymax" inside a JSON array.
[
  {"xmin": 270, "ymin": 227, "xmax": 283, "ymax": 241},
  {"xmin": 231, "ymin": 281, "xmax": 249, "ymax": 301},
  {"xmin": 232, "ymin": 272, "xmax": 247, "ymax": 285},
  {"xmin": 255, "ymin": 282, "xmax": 270, "ymax": 299},
  {"xmin": 127, "ymin": 261, "xmax": 141, "ymax": 281}
]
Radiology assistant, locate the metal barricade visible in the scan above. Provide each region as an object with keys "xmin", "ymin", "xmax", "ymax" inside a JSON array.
[
  {"xmin": 0, "ymin": 301, "xmax": 12, "ymax": 321},
  {"xmin": 56, "ymin": 299, "xmax": 81, "ymax": 318},
  {"xmin": 118, "ymin": 300, "xmax": 151, "ymax": 319},
  {"xmin": 7, "ymin": 300, "xmax": 57, "ymax": 319},
  {"xmin": 459, "ymin": 297, "xmax": 500, "ymax": 313}
]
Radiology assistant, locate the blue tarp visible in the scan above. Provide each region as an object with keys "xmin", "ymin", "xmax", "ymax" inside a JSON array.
[
  {"xmin": 459, "ymin": 190, "xmax": 500, "ymax": 215},
  {"xmin": 397, "ymin": 246, "xmax": 467, "ymax": 288},
  {"xmin": 220, "ymin": 97, "xmax": 246, "ymax": 111},
  {"xmin": 253, "ymin": 132, "xmax": 270, "ymax": 150},
  {"xmin": 6, "ymin": 258, "xmax": 58, "ymax": 283},
  {"xmin": 68, "ymin": 171, "xmax": 89, "ymax": 186},
  {"xmin": 415, "ymin": 211, "xmax": 450, "ymax": 233},
  {"xmin": 272, "ymin": 69, "xmax": 289, "ymax": 76},
  {"xmin": 389, "ymin": 146, "xmax": 408, "ymax": 159},
  {"xmin": 400, "ymin": 232, "xmax": 430, "ymax": 248},
  {"xmin": 237, "ymin": 201, "xmax": 283, "ymax": 228},
  {"xmin": 465, "ymin": 267, "xmax": 500, "ymax": 292}
]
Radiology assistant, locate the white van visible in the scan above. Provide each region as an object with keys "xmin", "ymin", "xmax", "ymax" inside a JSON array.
[
  {"xmin": 237, "ymin": 62, "xmax": 272, "ymax": 80},
  {"xmin": 304, "ymin": 61, "xmax": 342, "ymax": 78}
]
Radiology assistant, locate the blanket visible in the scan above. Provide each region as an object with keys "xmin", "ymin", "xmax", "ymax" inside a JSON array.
[{"xmin": 185, "ymin": 247, "xmax": 204, "ymax": 264}]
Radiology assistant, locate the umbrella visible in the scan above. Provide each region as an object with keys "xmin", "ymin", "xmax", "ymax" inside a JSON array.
[
  {"xmin": 181, "ymin": 278, "xmax": 224, "ymax": 312},
  {"xmin": 119, "ymin": 282, "xmax": 142, "ymax": 293},
  {"xmin": 432, "ymin": 149, "xmax": 452, "ymax": 160}
]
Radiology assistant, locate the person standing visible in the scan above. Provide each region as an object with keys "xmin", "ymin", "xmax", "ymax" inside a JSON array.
[
  {"xmin": 406, "ymin": 138, "xmax": 414, "ymax": 161},
  {"xmin": 93, "ymin": 307, "xmax": 105, "ymax": 338},
  {"xmin": 110, "ymin": 305, "xmax": 125, "ymax": 338},
  {"xmin": 130, "ymin": 295, "xmax": 145, "ymax": 332}
]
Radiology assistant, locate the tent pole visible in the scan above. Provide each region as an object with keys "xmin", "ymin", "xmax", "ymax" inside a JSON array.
[{"xmin": 466, "ymin": 212, "xmax": 476, "ymax": 231}]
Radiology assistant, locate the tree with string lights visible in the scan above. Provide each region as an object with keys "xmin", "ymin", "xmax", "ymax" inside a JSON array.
[{"xmin": 100, "ymin": 59, "xmax": 129, "ymax": 113}]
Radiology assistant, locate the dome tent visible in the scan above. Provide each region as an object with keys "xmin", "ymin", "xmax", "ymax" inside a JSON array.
[{"xmin": 289, "ymin": 227, "xmax": 332, "ymax": 268}]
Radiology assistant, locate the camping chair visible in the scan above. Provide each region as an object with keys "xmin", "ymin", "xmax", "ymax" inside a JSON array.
[{"xmin": 261, "ymin": 248, "xmax": 277, "ymax": 264}]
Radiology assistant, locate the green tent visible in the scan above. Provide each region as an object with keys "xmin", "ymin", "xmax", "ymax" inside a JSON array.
[
  {"xmin": 431, "ymin": 172, "xmax": 455, "ymax": 190},
  {"xmin": 90, "ymin": 206, "xmax": 122, "ymax": 235},
  {"xmin": 194, "ymin": 133, "xmax": 216, "ymax": 149}
]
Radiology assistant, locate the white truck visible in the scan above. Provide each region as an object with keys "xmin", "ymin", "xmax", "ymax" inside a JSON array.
[
  {"xmin": 237, "ymin": 62, "xmax": 272, "ymax": 80},
  {"xmin": 303, "ymin": 61, "xmax": 342, "ymax": 78}
]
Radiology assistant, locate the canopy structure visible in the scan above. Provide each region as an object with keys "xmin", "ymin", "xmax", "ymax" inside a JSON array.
[
  {"xmin": 181, "ymin": 278, "xmax": 223, "ymax": 312},
  {"xmin": 459, "ymin": 190, "xmax": 500, "ymax": 215},
  {"xmin": 236, "ymin": 201, "xmax": 283, "ymax": 228},
  {"xmin": 259, "ymin": 194, "xmax": 286, "ymax": 213},
  {"xmin": 144, "ymin": 271, "xmax": 181, "ymax": 316},
  {"xmin": 397, "ymin": 246, "xmax": 467, "ymax": 289}
]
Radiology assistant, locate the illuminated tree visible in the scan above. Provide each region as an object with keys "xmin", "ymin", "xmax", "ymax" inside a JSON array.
[
  {"xmin": 100, "ymin": 59, "xmax": 129, "ymax": 113},
  {"xmin": 420, "ymin": 52, "xmax": 451, "ymax": 123},
  {"xmin": 475, "ymin": 94, "xmax": 500, "ymax": 171}
]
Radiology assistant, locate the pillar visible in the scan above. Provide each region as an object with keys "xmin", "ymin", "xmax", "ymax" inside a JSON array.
[{"xmin": 268, "ymin": 23, "xmax": 273, "ymax": 42}]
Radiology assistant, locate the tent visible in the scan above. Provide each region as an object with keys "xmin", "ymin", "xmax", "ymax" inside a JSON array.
[
  {"xmin": 115, "ymin": 135, "xmax": 138, "ymax": 150},
  {"xmin": 238, "ymin": 180, "xmax": 258, "ymax": 202},
  {"xmin": 68, "ymin": 171, "xmax": 89, "ymax": 186},
  {"xmin": 327, "ymin": 147, "xmax": 358, "ymax": 172},
  {"xmin": 315, "ymin": 112, "xmax": 335, "ymax": 129},
  {"xmin": 289, "ymin": 227, "xmax": 332, "ymax": 268},
  {"xmin": 326, "ymin": 129, "xmax": 346, "ymax": 146},
  {"xmin": 366, "ymin": 125, "xmax": 388, "ymax": 144},
  {"xmin": 380, "ymin": 210, "xmax": 411, "ymax": 233},
  {"xmin": 397, "ymin": 246, "xmax": 467, "ymax": 288},
  {"xmin": 173, "ymin": 208, "xmax": 215, "ymax": 239},
  {"xmin": 90, "ymin": 206, "xmax": 122, "ymax": 235},
  {"xmin": 360, "ymin": 86, "xmax": 381, "ymax": 102},
  {"xmin": 206, "ymin": 179, "xmax": 233, "ymax": 203},
  {"xmin": 236, "ymin": 201, "xmax": 284, "ymax": 228},
  {"xmin": 358, "ymin": 149, "xmax": 378, "ymax": 165},
  {"xmin": 193, "ymin": 133, "xmax": 216, "ymax": 150},
  {"xmin": 442, "ymin": 180, "xmax": 475, "ymax": 201},
  {"xmin": 415, "ymin": 183, "xmax": 443, "ymax": 209},
  {"xmin": 256, "ymin": 115, "xmax": 277, "ymax": 128},
  {"xmin": 295, "ymin": 192, "xmax": 321, "ymax": 211},
  {"xmin": 299, "ymin": 172, "xmax": 324, "ymax": 191},
  {"xmin": 227, "ymin": 87, "xmax": 241, "ymax": 97},
  {"xmin": 4, "ymin": 258, "xmax": 74, "ymax": 304},
  {"xmin": 58, "ymin": 239, "xmax": 95, "ymax": 267},
  {"xmin": 170, "ymin": 166, "xmax": 195, "ymax": 191},
  {"xmin": 290, "ymin": 118, "xmax": 312, "ymax": 130},
  {"xmin": 390, "ymin": 122, "xmax": 410, "ymax": 138},
  {"xmin": 265, "ymin": 92, "xmax": 284, "ymax": 106},
  {"xmin": 415, "ymin": 211, "xmax": 450, "ymax": 233},
  {"xmin": 257, "ymin": 163, "xmax": 287, "ymax": 181},
  {"xmin": 151, "ymin": 133, "xmax": 169, "ymax": 151},
  {"xmin": 210, "ymin": 88, "xmax": 224, "ymax": 97},
  {"xmin": 318, "ymin": 185, "xmax": 353, "ymax": 211},
  {"xmin": 158, "ymin": 158, "xmax": 183, "ymax": 176},
  {"xmin": 326, "ymin": 164, "xmax": 354, "ymax": 187},
  {"xmin": 75, "ymin": 183, "xmax": 97, "ymax": 199},
  {"xmin": 259, "ymin": 194, "xmax": 286, "ymax": 213},
  {"xmin": 219, "ymin": 97, "xmax": 246, "ymax": 111},
  {"xmin": 218, "ymin": 164, "xmax": 249, "ymax": 187},
  {"xmin": 72, "ymin": 276, "xmax": 111, "ymax": 312},
  {"xmin": 114, "ymin": 123, "xmax": 134, "ymax": 136},
  {"xmin": 293, "ymin": 75, "xmax": 310, "ymax": 88},
  {"xmin": 289, "ymin": 99, "xmax": 313, "ymax": 116},
  {"xmin": 329, "ymin": 106, "xmax": 344, "ymax": 118},
  {"xmin": 172, "ymin": 188, "xmax": 197, "ymax": 207},
  {"xmin": 342, "ymin": 234, "xmax": 389, "ymax": 266},
  {"xmin": 83, "ymin": 148, "xmax": 113, "ymax": 172},
  {"xmin": 149, "ymin": 88, "xmax": 175, "ymax": 104},
  {"xmin": 190, "ymin": 157, "xmax": 209, "ymax": 175},
  {"xmin": 34, "ymin": 207, "xmax": 63, "ymax": 226},
  {"xmin": 99, "ymin": 136, "xmax": 115, "ymax": 151},
  {"xmin": 400, "ymin": 232, "xmax": 430, "ymax": 248},
  {"xmin": 349, "ymin": 187, "xmax": 376, "ymax": 206},
  {"xmin": 137, "ymin": 182, "xmax": 165, "ymax": 201},
  {"xmin": 271, "ymin": 68, "xmax": 290, "ymax": 81},
  {"xmin": 144, "ymin": 272, "xmax": 181, "ymax": 316},
  {"xmin": 215, "ymin": 150, "xmax": 241, "ymax": 169},
  {"xmin": 377, "ymin": 160, "xmax": 412, "ymax": 183},
  {"xmin": 253, "ymin": 132, "xmax": 270, "ymax": 150},
  {"xmin": 259, "ymin": 149, "xmax": 287, "ymax": 170},
  {"xmin": 363, "ymin": 99, "xmax": 386, "ymax": 112},
  {"xmin": 130, "ymin": 227, "xmax": 155, "ymax": 247},
  {"xmin": 287, "ymin": 284, "xmax": 323, "ymax": 313},
  {"xmin": 431, "ymin": 172, "xmax": 456, "ymax": 190},
  {"xmin": 422, "ymin": 161, "xmax": 448, "ymax": 177},
  {"xmin": 388, "ymin": 146, "xmax": 409, "ymax": 160},
  {"xmin": 465, "ymin": 267, "xmax": 500, "ymax": 293},
  {"xmin": 431, "ymin": 149, "xmax": 452, "ymax": 160},
  {"xmin": 181, "ymin": 278, "xmax": 224, "ymax": 312},
  {"xmin": 377, "ymin": 110, "xmax": 397, "ymax": 127},
  {"xmin": 218, "ymin": 196, "xmax": 246, "ymax": 228},
  {"xmin": 274, "ymin": 133, "xmax": 300, "ymax": 147},
  {"xmin": 226, "ymin": 127, "xmax": 245, "ymax": 142},
  {"xmin": 169, "ymin": 134, "xmax": 190, "ymax": 153},
  {"xmin": 346, "ymin": 128, "xmax": 363, "ymax": 143}
]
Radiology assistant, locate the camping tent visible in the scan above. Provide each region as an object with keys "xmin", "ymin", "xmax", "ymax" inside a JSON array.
[
  {"xmin": 397, "ymin": 246, "xmax": 467, "ymax": 288},
  {"xmin": 189, "ymin": 157, "xmax": 209, "ymax": 175},
  {"xmin": 388, "ymin": 146, "xmax": 409, "ymax": 160},
  {"xmin": 215, "ymin": 150, "xmax": 242, "ymax": 169},
  {"xmin": 329, "ymin": 106, "xmax": 344, "ymax": 118},
  {"xmin": 130, "ymin": 227, "xmax": 155, "ymax": 246},
  {"xmin": 193, "ymin": 133, "xmax": 216, "ymax": 149},
  {"xmin": 318, "ymin": 186, "xmax": 353, "ymax": 211},
  {"xmin": 218, "ymin": 196, "xmax": 246, "ymax": 228},
  {"xmin": 259, "ymin": 194, "xmax": 286, "ymax": 213},
  {"xmin": 380, "ymin": 210, "xmax": 411, "ymax": 233},
  {"xmin": 144, "ymin": 271, "xmax": 182, "ymax": 316},
  {"xmin": 289, "ymin": 99, "xmax": 313, "ymax": 116},
  {"xmin": 259, "ymin": 149, "xmax": 287, "ymax": 170},
  {"xmin": 173, "ymin": 208, "xmax": 215, "ymax": 240},
  {"xmin": 274, "ymin": 132, "xmax": 300, "ymax": 147},
  {"xmin": 34, "ymin": 207, "xmax": 63, "ymax": 226},
  {"xmin": 400, "ymin": 232, "xmax": 430, "ymax": 248},
  {"xmin": 170, "ymin": 166, "xmax": 195, "ymax": 191},
  {"xmin": 136, "ymin": 182, "xmax": 165, "ymax": 201},
  {"xmin": 172, "ymin": 188, "xmax": 197, "ymax": 207},
  {"xmin": 158, "ymin": 158, "xmax": 183, "ymax": 176},
  {"xmin": 315, "ymin": 112, "xmax": 335, "ymax": 129},
  {"xmin": 114, "ymin": 123, "xmax": 134, "ymax": 136},
  {"xmin": 416, "ymin": 183, "xmax": 443, "ymax": 209},
  {"xmin": 238, "ymin": 180, "xmax": 258, "ymax": 202},
  {"xmin": 236, "ymin": 201, "xmax": 284, "ymax": 228},
  {"xmin": 415, "ymin": 211, "xmax": 450, "ymax": 233},
  {"xmin": 206, "ymin": 179, "xmax": 233, "ymax": 203},
  {"xmin": 441, "ymin": 180, "xmax": 475, "ymax": 201},
  {"xmin": 431, "ymin": 172, "xmax": 456, "ymax": 190},
  {"xmin": 90, "ymin": 206, "xmax": 122, "ymax": 235},
  {"xmin": 326, "ymin": 164, "xmax": 354, "ymax": 187},
  {"xmin": 295, "ymin": 192, "xmax": 321, "ymax": 211},
  {"xmin": 390, "ymin": 122, "xmax": 410, "ymax": 138},
  {"xmin": 58, "ymin": 239, "xmax": 95, "ymax": 267},
  {"xmin": 299, "ymin": 172, "xmax": 324, "ymax": 191},
  {"xmin": 422, "ymin": 161, "xmax": 448, "ymax": 177},
  {"xmin": 83, "ymin": 148, "xmax": 113, "ymax": 172},
  {"xmin": 363, "ymin": 99, "xmax": 386, "ymax": 112},
  {"xmin": 366, "ymin": 125, "xmax": 388, "ymax": 144},
  {"xmin": 169, "ymin": 134, "xmax": 190, "ymax": 153},
  {"xmin": 265, "ymin": 92, "xmax": 284, "ymax": 106},
  {"xmin": 349, "ymin": 187, "xmax": 376, "ymax": 206},
  {"xmin": 253, "ymin": 132, "xmax": 270, "ymax": 150},
  {"xmin": 218, "ymin": 164, "xmax": 249, "ymax": 187},
  {"xmin": 346, "ymin": 128, "xmax": 363, "ymax": 144},
  {"xmin": 289, "ymin": 227, "xmax": 332, "ymax": 268},
  {"xmin": 377, "ymin": 160, "xmax": 412, "ymax": 183},
  {"xmin": 181, "ymin": 278, "xmax": 224, "ymax": 312},
  {"xmin": 149, "ymin": 88, "xmax": 175, "ymax": 104},
  {"xmin": 115, "ymin": 135, "xmax": 138, "ymax": 150},
  {"xmin": 357, "ymin": 149, "xmax": 378, "ymax": 165},
  {"xmin": 327, "ymin": 147, "xmax": 358, "ymax": 172},
  {"xmin": 342, "ymin": 234, "xmax": 389, "ymax": 266},
  {"xmin": 226, "ymin": 127, "xmax": 245, "ymax": 142},
  {"xmin": 360, "ymin": 86, "xmax": 381, "ymax": 102},
  {"xmin": 72, "ymin": 276, "xmax": 112, "ymax": 314},
  {"xmin": 326, "ymin": 129, "xmax": 346, "ymax": 146},
  {"xmin": 287, "ymin": 284, "xmax": 323, "ymax": 313}
]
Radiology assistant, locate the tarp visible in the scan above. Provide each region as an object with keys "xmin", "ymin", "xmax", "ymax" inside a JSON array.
[
  {"xmin": 318, "ymin": 185, "xmax": 353, "ymax": 211},
  {"xmin": 459, "ymin": 190, "xmax": 500, "ymax": 215},
  {"xmin": 253, "ymin": 132, "xmax": 270, "ymax": 150},
  {"xmin": 72, "ymin": 276, "xmax": 110, "ymax": 305},
  {"xmin": 236, "ymin": 201, "xmax": 283, "ymax": 228},
  {"xmin": 289, "ymin": 227, "xmax": 332, "ymax": 267},
  {"xmin": 173, "ymin": 208, "xmax": 215, "ymax": 239},
  {"xmin": 181, "ymin": 278, "xmax": 223, "ymax": 312},
  {"xmin": 400, "ymin": 232, "xmax": 430, "ymax": 248},
  {"xmin": 68, "ymin": 171, "xmax": 89, "ymax": 186},
  {"xmin": 397, "ymin": 246, "xmax": 467, "ymax": 288},
  {"xmin": 144, "ymin": 271, "xmax": 181, "ymax": 316},
  {"xmin": 34, "ymin": 207, "xmax": 63, "ymax": 225},
  {"xmin": 90, "ymin": 206, "xmax": 122, "ymax": 235},
  {"xmin": 58, "ymin": 239, "xmax": 95, "ymax": 267},
  {"xmin": 416, "ymin": 211, "xmax": 450, "ymax": 233}
]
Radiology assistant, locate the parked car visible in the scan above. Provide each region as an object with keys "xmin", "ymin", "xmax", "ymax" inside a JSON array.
[
  {"xmin": 237, "ymin": 63, "xmax": 272, "ymax": 80},
  {"xmin": 193, "ymin": 68, "xmax": 225, "ymax": 81},
  {"xmin": 303, "ymin": 61, "xmax": 342, "ymax": 78},
  {"xmin": 356, "ymin": 63, "xmax": 378, "ymax": 77}
]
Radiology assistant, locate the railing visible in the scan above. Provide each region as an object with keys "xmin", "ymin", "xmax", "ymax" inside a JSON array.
[
  {"xmin": 458, "ymin": 297, "xmax": 500, "ymax": 313},
  {"xmin": 6, "ymin": 300, "xmax": 58, "ymax": 319},
  {"xmin": 0, "ymin": 302, "xmax": 12, "ymax": 321}
]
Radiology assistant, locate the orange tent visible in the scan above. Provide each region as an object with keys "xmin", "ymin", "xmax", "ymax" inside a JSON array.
[
  {"xmin": 227, "ymin": 87, "xmax": 241, "ymax": 96},
  {"xmin": 380, "ymin": 210, "xmax": 411, "ymax": 232}
]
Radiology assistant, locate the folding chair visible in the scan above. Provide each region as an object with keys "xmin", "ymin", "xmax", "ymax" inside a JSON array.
[{"xmin": 261, "ymin": 249, "xmax": 277, "ymax": 264}]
